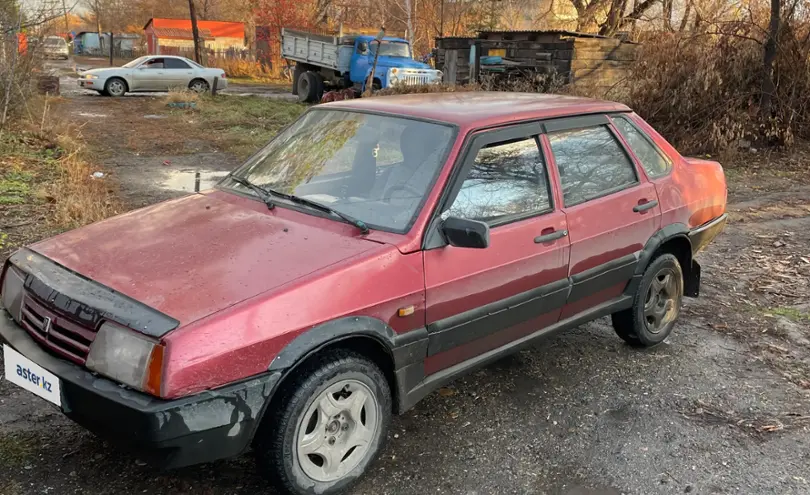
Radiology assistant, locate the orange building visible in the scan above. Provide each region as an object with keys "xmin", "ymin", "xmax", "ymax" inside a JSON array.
[{"xmin": 143, "ymin": 18, "xmax": 246, "ymax": 55}]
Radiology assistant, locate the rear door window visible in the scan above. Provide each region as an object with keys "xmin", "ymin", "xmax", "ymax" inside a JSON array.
[
  {"xmin": 612, "ymin": 116, "xmax": 671, "ymax": 179},
  {"xmin": 165, "ymin": 58, "xmax": 191, "ymax": 69},
  {"xmin": 548, "ymin": 125, "xmax": 638, "ymax": 207}
]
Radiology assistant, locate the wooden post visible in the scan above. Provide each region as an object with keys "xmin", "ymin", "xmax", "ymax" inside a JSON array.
[
  {"xmin": 194, "ymin": 171, "xmax": 201, "ymax": 192},
  {"xmin": 364, "ymin": 39, "xmax": 383, "ymax": 96},
  {"xmin": 212, "ymin": 76, "xmax": 218, "ymax": 95},
  {"xmin": 469, "ymin": 42, "xmax": 481, "ymax": 83},
  {"xmin": 109, "ymin": 32, "xmax": 114, "ymax": 66}
]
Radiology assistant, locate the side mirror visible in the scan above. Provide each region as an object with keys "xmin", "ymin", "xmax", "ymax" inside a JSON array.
[{"xmin": 441, "ymin": 216, "xmax": 490, "ymax": 249}]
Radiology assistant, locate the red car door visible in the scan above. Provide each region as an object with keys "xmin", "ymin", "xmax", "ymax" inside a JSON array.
[
  {"xmin": 542, "ymin": 115, "xmax": 661, "ymax": 319},
  {"xmin": 422, "ymin": 123, "xmax": 570, "ymax": 375}
]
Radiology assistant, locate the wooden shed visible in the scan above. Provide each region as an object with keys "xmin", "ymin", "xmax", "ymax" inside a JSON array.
[{"xmin": 436, "ymin": 30, "xmax": 638, "ymax": 93}]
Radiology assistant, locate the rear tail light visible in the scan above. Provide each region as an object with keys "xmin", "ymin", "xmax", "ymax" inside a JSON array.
[{"xmin": 220, "ymin": 72, "xmax": 227, "ymax": 79}]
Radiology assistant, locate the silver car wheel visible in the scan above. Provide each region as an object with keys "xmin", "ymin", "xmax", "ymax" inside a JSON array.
[
  {"xmin": 295, "ymin": 379, "xmax": 379, "ymax": 483},
  {"xmin": 107, "ymin": 79, "xmax": 125, "ymax": 97},
  {"xmin": 190, "ymin": 80, "xmax": 208, "ymax": 93}
]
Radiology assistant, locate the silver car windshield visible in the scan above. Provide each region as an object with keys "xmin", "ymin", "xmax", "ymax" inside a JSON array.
[{"xmin": 223, "ymin": 109, "xmax": 455, "ymax": 233}]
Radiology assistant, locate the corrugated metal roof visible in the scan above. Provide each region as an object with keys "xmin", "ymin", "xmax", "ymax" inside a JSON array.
[{"xmin": 151, "ymin": 27, "xmax": 214, "ymax": 40}]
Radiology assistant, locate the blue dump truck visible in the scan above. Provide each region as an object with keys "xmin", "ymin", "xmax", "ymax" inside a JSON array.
[{"xmin": 281, "ymin": 28, "xmax": 443, "ymax": 102}]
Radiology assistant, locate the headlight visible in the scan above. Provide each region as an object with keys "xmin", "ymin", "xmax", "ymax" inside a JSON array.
[
  {"xmin": 0, "ymin": 264, "xmax": 25, "ymax": 320},
  {"xmin": 86, "ymin": 322, "xmax": 165, "ymax": 396},
  {"xmin": 84, "ymin": 74, "xmax": 98, "ymax": 80},
  {"xmin": 390, "ymin": 68, "xmax": 398, "ymax": 74}
]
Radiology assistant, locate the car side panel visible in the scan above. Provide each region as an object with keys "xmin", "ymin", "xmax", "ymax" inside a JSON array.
[
  {"xmin": 627, "ymin": 114, "xmax": 726, "ymax": 230},
  {"xmin": 161, "ymin": 245, "xmax": 426, "ymax": 398},
  {"xmin": 422, "ymin": 211, "xmax": 570, "ymax": 375}
]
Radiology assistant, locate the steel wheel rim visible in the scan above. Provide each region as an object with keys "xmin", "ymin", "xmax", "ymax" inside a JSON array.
[
  {"xmin": 191, "ymin": 81, "xmax": 206, "ymax": 92},
  {"xmin": 643, "ymin": 267, "xmax": 681, "ymax": 334},
  {"xmin": 295, "ymin": 379, "xmax": 379, "ymax": 482},
  {"xmin": 108, "ymin": 80, "xmax": 124, "ymax": 95}
]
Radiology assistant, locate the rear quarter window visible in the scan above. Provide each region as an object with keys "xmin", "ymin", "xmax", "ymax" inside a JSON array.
[{"xmin": 613, "ymin": 116, "xmax": 671, "ymax": 179}]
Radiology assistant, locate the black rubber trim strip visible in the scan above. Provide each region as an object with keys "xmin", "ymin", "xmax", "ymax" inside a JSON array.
[
  {"xmin": 268, "ymin": 316, "xmax": 428, "ymax": 372},
  {"xmin": 543, "ymin": 114, "xmax": 610, "ymax": 133},
  {"xmin": 427, "ymin": 279, "xmax": 570, "ymax": 356},
  {"xmin": 8, "ymin": 249, "xmax": 179, "ymax": 337},
  {"xmin": 567, "ymin": 253, "xmax": 639, "ymax": 303},
  {"xmin": 688, "ymin": 214, "xmax": 727, "ymax": 255},
  {"xmin": 400, "ymin": 295, "xmax": 634, "ymax": 412}
]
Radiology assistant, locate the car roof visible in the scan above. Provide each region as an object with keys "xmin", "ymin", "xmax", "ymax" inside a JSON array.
[{"xmin": 323, "ymin": 92, "xmax": 631, "ymax": 129}]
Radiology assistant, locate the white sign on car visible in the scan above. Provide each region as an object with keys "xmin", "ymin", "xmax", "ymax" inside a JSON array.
[{"xmin": 3, "ymin": 344, "xmax": 61, "ymax": 406}]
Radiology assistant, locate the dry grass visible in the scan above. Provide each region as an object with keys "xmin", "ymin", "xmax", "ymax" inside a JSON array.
[
  {"xmin": 164, "ymin": 88, "xmax": 201, "ymax": 105},
  {"xmin": 207, "ymin": 57, "xmax": 290, "ymax": 82},
  {"xmin": 0, "ymin": 96, "xmax": 121, "ymax": 258}
]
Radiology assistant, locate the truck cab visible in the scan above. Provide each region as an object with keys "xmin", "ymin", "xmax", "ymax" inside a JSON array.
[{"xmin": 282, "ymin": 28, "xmax": 443, "ymax": 103}]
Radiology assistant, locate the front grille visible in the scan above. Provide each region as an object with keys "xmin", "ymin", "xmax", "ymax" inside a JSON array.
[
  {"xmin": 402, "ymin": 73, "xmax": 431, "ymax": 85},
  {"xmin": 20, "ymin": 294, "xmax": 98, "ymax": 365}
]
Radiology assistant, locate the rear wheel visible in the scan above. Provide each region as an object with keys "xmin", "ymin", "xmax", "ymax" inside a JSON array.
[
  {"xmin": 104, "ymin": 77, "xmax": 127, "ymax": 97},
  {"xmin": 254, "ymin": 350, "xmax": 391, "ymax": 495},
  {"xmin": 612, "ymin": 253, "xmax": 683, "ymax": 347},
  {"xmin": 297, "ymin": 71, "xmax": 323, "ymax": 103},
  {"xmin": 189, "ymin": 78, "xmax": 209, "ymax": 93}
]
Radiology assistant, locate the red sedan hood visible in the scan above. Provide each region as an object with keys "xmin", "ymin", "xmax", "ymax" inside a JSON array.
[{"xmin": 30, "ymin": 193, "xmax": 378, "ymax": 326}]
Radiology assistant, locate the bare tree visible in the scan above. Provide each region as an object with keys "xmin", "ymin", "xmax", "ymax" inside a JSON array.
[{"xmin": 760, "ymin": 0, "xmax": 780, "ymax": 114}]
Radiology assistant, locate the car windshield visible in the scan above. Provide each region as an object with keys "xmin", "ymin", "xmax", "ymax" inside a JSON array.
[
  {"xmin": 370, "ymin": 41, "xmax": 411, "ymax": 58},
  {"xmin": 44, "ymin": 38, "xmax": 66, "ymax": 46},
  {"xmin": 222, "ymin": 109, "xmax": 455, "ymax": 233},
  {"xmin": 123, "ymin": 56, "xmax": 149, "ymax": 68}
]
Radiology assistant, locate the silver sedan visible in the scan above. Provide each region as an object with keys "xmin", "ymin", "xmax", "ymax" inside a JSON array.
[{"xmin": 77, "ymin": 55, "xmax": 228, "ymax": 97}]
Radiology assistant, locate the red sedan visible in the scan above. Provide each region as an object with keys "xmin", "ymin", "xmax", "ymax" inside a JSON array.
[{"xmin": 1, "ymin": 93, "xmax": 727, "ymax": 495}]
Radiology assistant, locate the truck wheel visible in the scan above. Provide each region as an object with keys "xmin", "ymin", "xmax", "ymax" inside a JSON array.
[
  {"xmin": 254, "ymin": 349, "xmax": 391, "ymax": 495},
  {"xmin": 298, "ymin": 71, "xmax": 323, "ymax": 103},
  {"xmin": 612, "ymin": 253, "xmax": 684, "ymax": 347},
  {"xmin": 292, "ymin": 64, "xmax": 303, "ymax": 96}
]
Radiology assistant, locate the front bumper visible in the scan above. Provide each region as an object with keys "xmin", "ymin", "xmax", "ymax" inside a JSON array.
[
  {"xmin": 1, "ymin": 311, "xmax": 281, "ymax": 468},
  {"xmin": 78, "ymin": 78, "xmax": 102, "ymax": 90}
]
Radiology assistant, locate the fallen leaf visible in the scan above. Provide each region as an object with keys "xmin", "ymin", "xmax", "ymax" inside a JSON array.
[{"xmin": 438, "ymin": 387, "xmax": 456, "ymax": 397}]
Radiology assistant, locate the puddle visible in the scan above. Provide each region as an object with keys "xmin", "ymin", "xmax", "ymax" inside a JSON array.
[
  {"xmin": 144, "ymin": 114, "xmax": 167, "ymax": 119},
  {"xmin": 162, "ymin": 169, "xmax": 227, "ymax": 192},
  {"xmin": 78, "ymin": 112, "xmax": 107, "ymax": 118}
]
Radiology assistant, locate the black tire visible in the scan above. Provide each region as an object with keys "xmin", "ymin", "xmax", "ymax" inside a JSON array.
[
  {"xmin": 612, "ymin": 253, "xmax": 684, "ymax": 347},
  {"xmin": 292, "ymin": 64, "xmax": 304, "ymax": 96},
  {"xmin": 104, "ymin": 77, "xmax": 127, "ymax": 97},
  {"xmin": 189, "ymin": 78, "xmax": 209, "ymax": 93},
  {"xmin": 254, "ymin": 349, "xmax": 391, "ymax": 495},
  {"xmin": 297, "ymin": 71, "xmax": 323, "ymax": 103}
]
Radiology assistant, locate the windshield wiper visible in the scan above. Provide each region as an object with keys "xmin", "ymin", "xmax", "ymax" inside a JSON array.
[
  {"xmin": 269, "ymin": 190, "xmax": 369, "ymax": 235},
  {"xmin": 228, "ymin": 175, "xmax": 276, "ymax": 211},
  {"xmin": 229, "ymin": 175, "xmax": 369, "ymax": 234}
]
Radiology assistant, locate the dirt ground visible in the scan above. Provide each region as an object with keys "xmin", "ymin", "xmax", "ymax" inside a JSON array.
[{"xmin": 1, "ymin": 89, "xmax": 810, "ymax": 495}]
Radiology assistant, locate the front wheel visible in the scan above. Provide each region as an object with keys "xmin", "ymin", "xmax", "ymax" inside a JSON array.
[
  {"xmin": 254, "ymin": 350, "xmax": 391, "ymax": 495},
  {"xmin": 104, "ymin": 77, "xmax": 127, "ymax": 97},
  {"xmin": 612, "ymin": 253, "xmax": 684, "ymax": 347}
]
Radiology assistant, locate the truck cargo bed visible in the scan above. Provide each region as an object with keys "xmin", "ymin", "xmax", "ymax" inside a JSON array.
[{"xmin": 281, "ymin": 28, "xmax": 340, "ymax": 71}]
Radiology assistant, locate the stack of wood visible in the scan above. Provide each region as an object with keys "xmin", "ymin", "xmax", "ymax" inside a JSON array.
[{"xmin": 436, "ymin": 30, "xmax": 639, "ymax": 95}]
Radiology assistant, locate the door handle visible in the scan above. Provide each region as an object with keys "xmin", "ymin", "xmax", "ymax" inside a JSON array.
[
  {"xmin": 534, "ymin": 229, "xmax": 568, "ymax": 243},
  {"xmin": 633, "ymin": 200, "xmax": 658, "ymax": 213}
]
